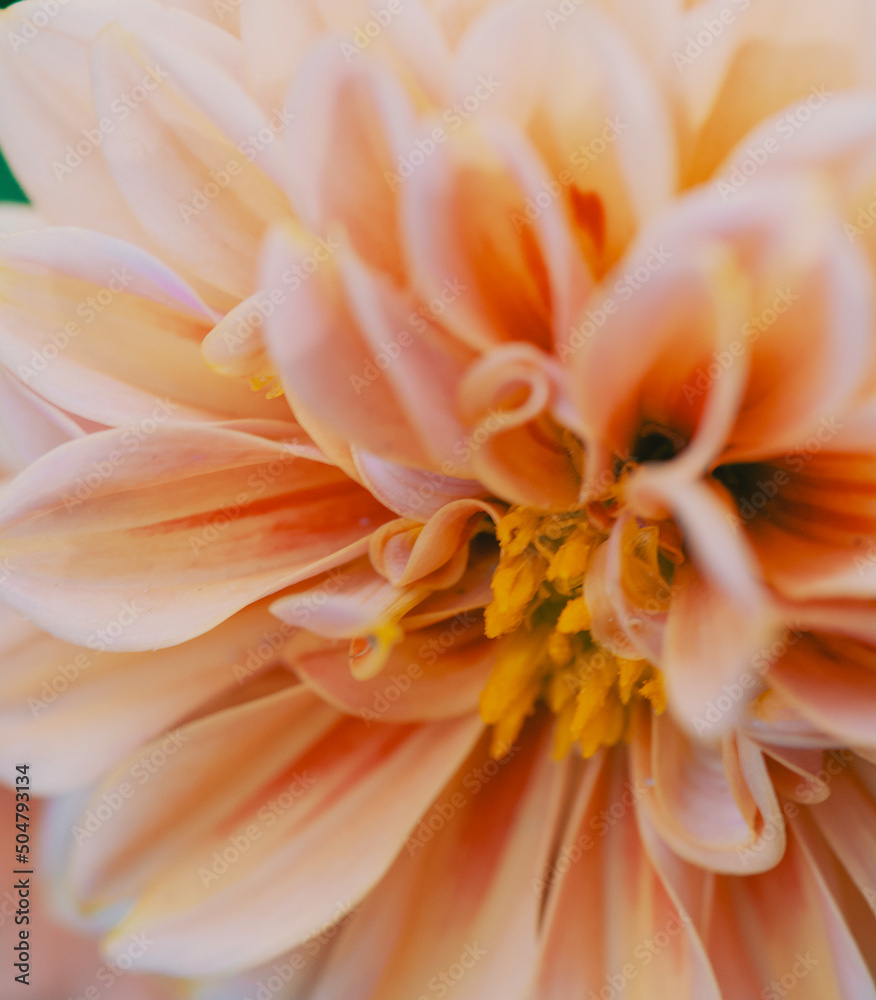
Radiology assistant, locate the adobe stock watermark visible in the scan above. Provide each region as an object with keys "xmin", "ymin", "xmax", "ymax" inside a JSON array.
[
  {"xmin": 52, "ymin": 67, "xmax": 170, "ymax": 181},
  {"xmin": 198, "ymin": 771, "xmax": 317, "ymax": 886},
  {"xmin": 844, "ymin": 182, "xmax": 876, "ymax": 243},
  {"xmin": 220, "ymin": 235, "xmax": 341, "ymax": 362},
  {"xmin": 532, "ymin": 779, "xmax": 651, "ymax": 892},
  {"xmin": 179, "ymin": 105, "xmax": 296, "ymax": 221},
  {"xmin": 721, "ymin": 414, "xmax": 843, "ymax": 530},
  {"xmin": 556, "ymin": 245, "xmax": 673, "ymax": 363},
  {"xmin": 5, "ymin": 0, "xmax": 74, "ymax": 52},
  {"xmin": 378, "ymin": 407, "xmax": 511, "ymax": 519},
  {"xmin": 760, "ymin": 952, "xmax": 819, "ymax": 999},
  {"xmin": 61, "ymin": 399, "xmax": 180, "ymax": 511},
  {"xmin": 17, "ymin": 266, "xmax": 136, "ymax": 385},
  {"xmin": 544, "ymin": 0, "xmax": 589, "ymax": 29},
  {"xmin": 384, "ymin": 77, "xmax": 502, "ymax": 190},
  {"xmin": 716, "ymin": 86, "xmax": 833, "ymax": 201},
  {"xmin": 672, "ymin": 0, "xmax": 751, "ymax": 70},
  {"xmin": 71, "ymin": 731, "xmax": 188, "ymax": 844},
  {"xmin": 232, "ymin": 571, "xmax": 351, "ymax": 684},
  {"xmin": 349, "ymin": 277, "xmax": 467, "ymax": 395},
  {"xmin": 188, "ymin": 445, "xmax": 300, "ymax": 555},
  {"xmin": 405, "ymin": 743, "xmax": 522, "ymax": 855},
  {"xmin": 692, "ymin": 621, "xmax": 805, "ymax": 735},
  {"xmin": 65, "ymin": 933, "xmax": 155, "ymax": 1000},
  {"xmin": 682, "ymin": 286, "xmax": 799, "ymax": 404},
  {"xmin": 359, "ymin": 610, "xmax": 480, "ymax": 726},
  {"xmin": 588, "ymin": 913, "xmax": 694, "ymax": 1000},
  {"xmin": 413, "ymin": 942, "xmax": 487, "ymax": 999},
  {"xmin": 511, "ymin": 117, "xmax": 629, "ymax": 233}
]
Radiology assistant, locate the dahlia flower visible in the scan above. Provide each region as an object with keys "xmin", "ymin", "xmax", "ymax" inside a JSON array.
[{"xmin": 1, "ymin": 0, "xmax": 876, "ymax": 997}]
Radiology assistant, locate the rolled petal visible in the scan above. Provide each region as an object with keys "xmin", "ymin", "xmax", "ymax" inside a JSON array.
[{"xmin": 631, "ymin": 709, "xmax": 786, "ymax": 875}]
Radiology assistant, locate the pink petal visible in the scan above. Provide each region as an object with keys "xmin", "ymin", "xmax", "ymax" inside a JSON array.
[
  {"xmin": 0, "ymin": 422, "xmax": 392, "ymax": 648},
  {"xmin": 631, "ymin": 710, "xmax": 786, "ymax": 875},
  {"xmin": 0, "ymin": 599, "xmax": 287, "ymax": 794},
  {"xmin": 72, "ymin": 685, "xmax": 483, "ymax": 975}
]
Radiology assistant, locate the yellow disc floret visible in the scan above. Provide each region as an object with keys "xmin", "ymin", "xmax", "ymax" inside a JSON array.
[{"xmin": 481, "ymin": 506, "xmax": 667, "ymax": 759}]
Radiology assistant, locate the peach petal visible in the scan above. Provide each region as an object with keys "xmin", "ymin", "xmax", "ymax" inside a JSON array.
[
  {"xmin": 261, "ymin": 224, "xmax": 473, "ymax": 471},
  {"xmin": 678, "ymin": 0, "xmax": 876, "ymax": 184},
  {"xmin": 538, "ymin": 747, "xmax": 722, "ymax": 1000},
  {"xmin": 0, "ymin": 227, "xmax": 289, "ymax": 424},
  {"xmin": 0, "ymin": 422, "xmax": 392, "ymax": 649},
  {"xmin": 284, "ymin": 613, "xmax": 495, "ymax": 722},
  {"xmin": 0, "ymin": 370, "xmax": 86, "ymax": 472},
  {"xmin": 271, "ymin": 556, "xmax": 429, "ymax": 640},
  {"xmin": 300, "ymin": 720, "xmax": 567, "ymax": 1000},
  {"xmin": 454, "ymin": 0, "xmax": 676, "ymax": 275},
  {"xmin": 283, "ymin": 42, "xmax": 417, "ymax": 282},
  {"xmin": 0, "ymin": 0, "xmax": 161, "ymax": 244},
  {"xmin": 768, "ymin": 633, "xmax": 876, "ymax": 747},
  {"xmin": 77, "ymin": 687, "xmax": 483, "ymax": 975},
  {"xmin": 631, "ymin": 710, "xmax": 786, "ymax": 875},
  {"xmin": 706, "ymin": 813, "xmax": 876, "ymax": 999},
  {"xmin": 352, "ymin": 449, "xmax": 486, "ymax": 520},
  {"xmin": 400, "ymin": 122, "xmax": 583, "ymax": 352},
  {"xmin": 90, "ymin": 15, "xmax": 292, "ymax": 301},
  {"xmin": 0, "ymin": 599, "xmax": 285, "ymax": 794}
]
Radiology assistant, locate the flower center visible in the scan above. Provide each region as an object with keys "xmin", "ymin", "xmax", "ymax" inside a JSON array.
[{"xmin": 481, "ymin": 506, "xmax": 667, "ymax": 759}]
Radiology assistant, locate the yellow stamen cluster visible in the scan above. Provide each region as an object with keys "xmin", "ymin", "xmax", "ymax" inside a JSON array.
[
  {"xmin": 249, "ymin": 374, "xmax": 286, "ymax": 399},
  {"xmin": 481, "ymin": 507, "xmax": 666, "ymax": 759}
]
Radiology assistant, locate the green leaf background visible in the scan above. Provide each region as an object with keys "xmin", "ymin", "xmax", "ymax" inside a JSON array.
[{"xmin": 0, "ymin": 0, "xmax": 28, "ymax": 203}]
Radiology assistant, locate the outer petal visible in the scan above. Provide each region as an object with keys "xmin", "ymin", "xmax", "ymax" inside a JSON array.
[
  {"xmin": 675, "ymin": 0, "xmax": 876, "ymax": 184},
  {"xmin": 0, "ymin": 787, "xmax": 178, "ymax": 1000},
  {"xmin": 282, "ymin": 41, "xmax": 416, "ymax": 282},
  {"xmin": 260, "ymin": 225, "xmax": 475, "ymax": 472},
  {"xmin": 0, "ymin": 370, "xmax": 87, "ymax": 473},
  {"xmin": 0, "ymin": 227, "xmax": 289, "ymax": 424},
  {"xmin": 298, "ymin": 719, "xmax": 568, "ymax": 1000},
  {"xmin": 705, "ymin": 812, "xmax": 876, "ymax": 999},
  {"xmin": 0, "ymin": 421, "xmax": 392, "ymax": 648},
  {"xmin": 768, "ymin": 631, "xmax": 876, "ymax": 747},
  {"xmin": 0, "ymin": 599, "xmax": 288, "ymax": 794},
  {"xmin": 537, "ymin": 748, "xmax": 722, "ymax": 1000},
  {"xmin": 243, "ymin": 0, "xmax": 450, "ymax": 113},
  {"xmin": 0, "ymin": 0, "xmax": 248, "ymax": 309},
  {"xmin": 71, "ymin": 685, "xmax": 483, "ymax": 975},
  {"xmin": 90, "ymin": 12, "xmax": 292, "ymax": 301}
]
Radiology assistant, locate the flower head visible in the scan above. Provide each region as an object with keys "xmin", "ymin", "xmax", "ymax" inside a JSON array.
[{"xmin": 2, "ymin": 0, "xmax": 876, "ymax": 996}]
